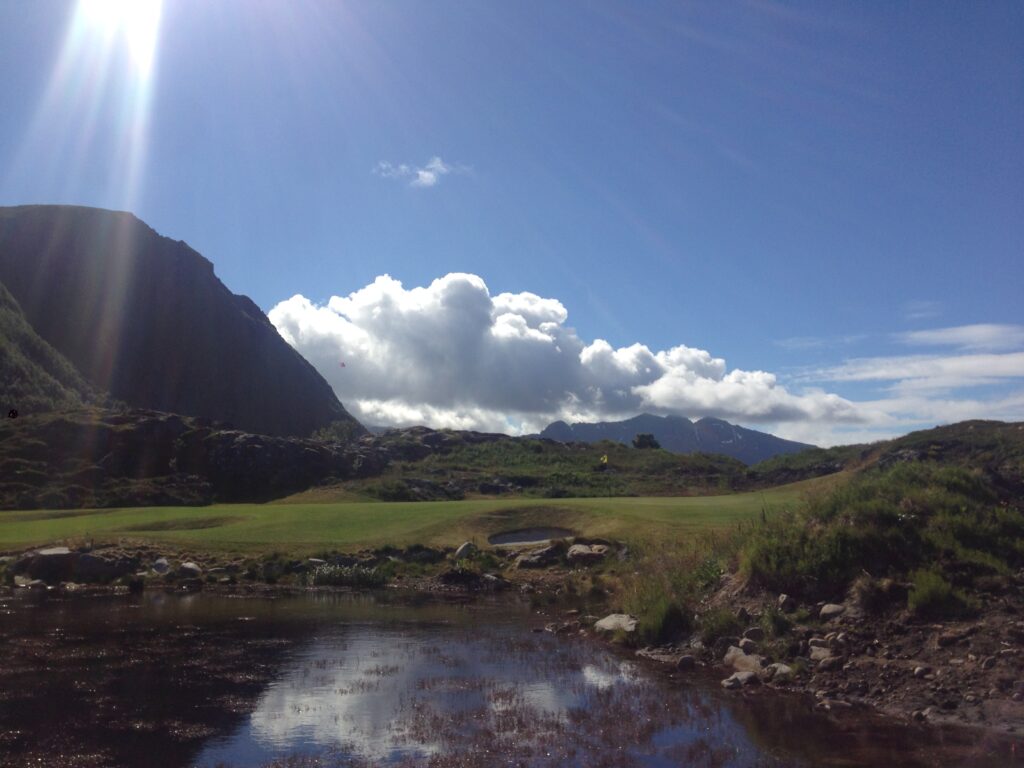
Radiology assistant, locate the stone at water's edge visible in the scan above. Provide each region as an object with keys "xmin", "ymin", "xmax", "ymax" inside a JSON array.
[
  {"xmin": 152, "ymin": 557, "xmax": 170, "ymax": 574},
  {"xmin": 764, "ymin": 663, "xmax": 794, "ymax": 682},
  {"xmin": 723, "ymin": 646, "xmax": 763, "ymax": 674},
  {"xmin": 594, "ymin": 614, "xmax": 638, "ymax": 634},
  {"xmin": 566, "ymin": 544, "xmax": 609, "ymax": 565},
  {"xmin": 722, "ymin": 670, "xmax": 761, "ymax": 689},
  {"xmin": 677, "ymin": 655, "xmax": 697, "ymax": 671},
  {"xmin": 820, "ymin": 603, "xmax": 846, "ymax": 621},
  {"xmin": 178, "ymin": 562, "xmax": 203, "ymax": 578},
  {"xmin": 454, "ymin": 542, "xmax": 477, "ymax": 560}
]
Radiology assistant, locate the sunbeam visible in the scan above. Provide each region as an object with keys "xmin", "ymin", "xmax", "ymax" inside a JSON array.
[{"xmin": 4, "ymin": 0, "xmax": 163, "ymax": 210}]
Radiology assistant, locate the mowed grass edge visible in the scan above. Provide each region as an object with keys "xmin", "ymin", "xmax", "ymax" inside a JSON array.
[{"xmin": 0, "ymin": 478, "xmax": 830, "ymax": 556}]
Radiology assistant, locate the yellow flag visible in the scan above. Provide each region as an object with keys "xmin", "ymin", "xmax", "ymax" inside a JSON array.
[{"xmin": 600, "ymin": 454, "xmax": 608, "ymax": 464}]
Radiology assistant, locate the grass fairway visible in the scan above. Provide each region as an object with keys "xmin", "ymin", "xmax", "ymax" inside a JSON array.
[{"xmin": 0, "ymin": 478, "xmax": 828, "ymax": 556}]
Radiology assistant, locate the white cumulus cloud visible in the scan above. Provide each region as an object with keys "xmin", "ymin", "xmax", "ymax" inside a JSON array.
[{"xmin": 269, "ymin": 273, "xmax": 867, "ymax": 441}]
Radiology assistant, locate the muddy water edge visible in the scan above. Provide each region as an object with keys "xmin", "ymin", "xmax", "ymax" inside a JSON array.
[{"xmin": 0, "ymin": 589, "xmax": 1014, "ymax": 768}]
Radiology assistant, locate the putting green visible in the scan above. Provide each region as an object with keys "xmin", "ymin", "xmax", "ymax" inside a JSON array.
[{"xmin": 0, "ymin": 478, "xmax": 825, "ymax": 556}]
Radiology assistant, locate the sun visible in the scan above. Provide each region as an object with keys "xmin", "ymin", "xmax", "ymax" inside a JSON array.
[{"xmin": 77, "ymin": 0, "xmax": 163, "ymax": 78}]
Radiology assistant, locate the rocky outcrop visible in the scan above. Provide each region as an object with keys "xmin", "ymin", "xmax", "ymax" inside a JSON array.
[
  {"xmin": 0, "ymin": 407, "xmax": 390, "ymax": 508},
  {"xmin": 12, "ymin": 547, "xmax": 139, "ymax": 584},
  {"xmin": 566, "ymin": 543, "xmax": 609, "ymax": 565}
]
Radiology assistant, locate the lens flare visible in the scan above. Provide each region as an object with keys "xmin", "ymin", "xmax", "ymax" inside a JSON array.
[{"xmin": 78, "ymin": 0, "xmax": 163, "ymax": 79}]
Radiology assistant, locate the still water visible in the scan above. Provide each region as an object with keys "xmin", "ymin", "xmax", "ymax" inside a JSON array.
[{"xmin": 0, "ymin": 590, "xmax": 1010, "ymax": 767}]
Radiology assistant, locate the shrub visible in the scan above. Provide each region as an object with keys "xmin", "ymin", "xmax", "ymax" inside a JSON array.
[
  {"xmin": 632, "ymin": 433, "xmax": 661, "ymax": 449},
  {"xmin": 311, "ymin": 419, "xmax": 363, "ymax": 444},
  {"xmin": 311, "ymin": 564, "xmax": 387, "ymax": 588},
  {"xmin": 739, "ymin": 463, "xmax": 1024, "ymax": 600},
  {"xmin": 759, "ymin": 606, "xmax": 792, "ymax": 638},
  {"xmin": 699, "ymin": 606, "xmax": 742, "ymax": 645},
  {"xmin": 369, "ymin": 481, "xmax": 415, "ymax": 501},
  {"xmin": 851, "ymin": 575, "xmax": 908, "ymax": 614},
  {"xmin": 907, "ymin": 569, "xmax": 974, "ymax": 619},
  {"xmin": 636, "ymin": 597, "xmax": 691, "ymax": 645}
]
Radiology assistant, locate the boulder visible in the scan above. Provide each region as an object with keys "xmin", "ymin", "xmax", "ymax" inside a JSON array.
[
  {"xmin": 480, "ymin": 573, "xmax": 510, "ymax": 591},
  {"xmin": 23, "ymin": 547, "xmax": 76, "ymax": 583},
  {"xmin": 515, "ymin": 544, "xmax": 562, "ymax": 569},
  {"xmin": 778, "ymin": 594, "xmax": 797, "ymax": 613},
  {"xmin": 818, "ymin": 655, "xmax": 845, "ymax": 672},
  {"xmin": 764, "ymin": 663, "xmax": 794, "ymax": 683},
  {"xmin": 739, "ymin": 638, "xmax": 758, "ymax": 654},
  {"xmin": 566, "ymin": 544, "xmax": 610, "ymax": 565},
  {"xmin": 722, "ymin": 670, "xmax": 760, "ymax": 689},
  {"xmin": 594, "ymin": 614, "xmax": 638, "ymax": 634},
  {"xmin": 820, "ymin": 603, "xmax": 846, "ymax": 621},
  {"xmin": 810, "ymin": 646, "xmax": 832, "ymax": 662},
  {"xmin": 723, "ymin": 646, "xmax": 763, "ymax": 673},
  {"xmin": 152, "ymin": 557, "xmax": 170, "ymax": 574},
  {"xmin": 454, "ymin": 542, "xmax": 478, "ymax": 560},
  {"xmin": 676, "ymin": 655, "xmax": 697, "ymax": 671},
  {"xmin": 712, "ymin": 636, "xmax": 741, "ymax": 659},
  {"xmin": 178, "ymin": 561, "xmax": 203, "ymax": 578},
  {"xmin": 73, "ymin": 553, "xmax": 137, "ymax": 583},
  {"xmin": 743, "ymin": 626, "xmax": 765, "ymax": 642}
]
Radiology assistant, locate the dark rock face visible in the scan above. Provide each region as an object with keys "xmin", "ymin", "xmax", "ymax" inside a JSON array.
[
  {"xmin": 0, "ymin": 205, "xmax": 361, "ymax": 438},
  {"xmin": 538, "ymin": 413, "xmax": 813, "ymax": 465},
  {"xmin": 12, "ymin": 547, "xmax": 139, "ymax": 584},
  {"xmin": 0, "ymin": 408, "xmax": 389, "ymax": 509}
]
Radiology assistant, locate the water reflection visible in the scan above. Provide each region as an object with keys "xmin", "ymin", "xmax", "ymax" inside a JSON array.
[{"xmin": 0, "ymin": 590, "xmax": 1011, "ymax": 768}]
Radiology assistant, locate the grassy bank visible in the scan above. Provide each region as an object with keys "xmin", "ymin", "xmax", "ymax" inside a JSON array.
[
  {"xmin": 608, "ymin": 460, "xmax": 1024, "ymax": 644},
  {"xmin": 0, "ymin": 480, "xmax": 817, "ymax": 555}
]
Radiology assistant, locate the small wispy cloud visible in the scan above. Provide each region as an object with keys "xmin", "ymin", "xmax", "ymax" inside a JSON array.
[
  {"xmin": 773, "ymin": 334, "xmax": 866, "ymax": 351},
  {"xmin": 895, "ymin": 324, "xmax": 1024, "ymax": 352},
  {"xmin": 373, "ymin": 156, "xmax": 467, "ymax": 188},
  {"xmin": 903, "ymin": 300, "xmax": 942, "ymax": 321},
  {"xmin": 805, "ymin": 351, "xmax": 1024, "ymax": 390}
]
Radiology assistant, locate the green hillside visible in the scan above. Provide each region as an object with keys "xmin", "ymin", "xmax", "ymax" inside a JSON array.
[{"xmin": 0, "ymin": 281, "xmax": 101, "ymax": 415}]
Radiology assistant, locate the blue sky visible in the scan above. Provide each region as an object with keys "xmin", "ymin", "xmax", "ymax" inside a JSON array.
[{"xmin": 1, "ymin": 1, "xmax": 1022, "ymax": 444}]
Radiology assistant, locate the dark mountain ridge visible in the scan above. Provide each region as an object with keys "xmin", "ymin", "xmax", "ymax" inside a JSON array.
[
  {"xmin": 0, "ymin": 205, "xmax": 361, "ymax": 438},
  {"xmin": 540, "ymin": 413, "xmax": 813, "ymax": 464}
]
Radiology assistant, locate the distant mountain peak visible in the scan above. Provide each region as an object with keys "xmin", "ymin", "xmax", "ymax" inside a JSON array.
[{"xmin": 539, "ymin": 413, "xmax": 812, "ymax": 464}]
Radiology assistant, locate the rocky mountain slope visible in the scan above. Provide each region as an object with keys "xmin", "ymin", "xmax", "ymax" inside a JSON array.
[
  {"xmin": 0, "ymin": 205, "xmax": 361, "ymax": 438},
  {"xmin": 540, "ymin": 413, "xmax": 813, "ymax": 464}
]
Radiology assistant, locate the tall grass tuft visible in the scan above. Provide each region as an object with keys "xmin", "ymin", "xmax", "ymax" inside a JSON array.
[
  {"xmin": 908, "ymin": 569, "xmax": 975, "ymax": 619},
  {"xmin": 311, "ymin": 564, "xmax": 386, "ymax": 588}
]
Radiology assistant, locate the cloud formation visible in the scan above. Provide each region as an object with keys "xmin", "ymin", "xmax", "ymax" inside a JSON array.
[
  {"xmin": 895, "ymin": 324, "xmax": 1024, "ymax": 352},
  {"xmin": 269, "ymin": 273, "xmax": 866, "ymax": 441},
  {"xmin": 373, "ymin": 156, "xmax": 464, "ymax": 188}
]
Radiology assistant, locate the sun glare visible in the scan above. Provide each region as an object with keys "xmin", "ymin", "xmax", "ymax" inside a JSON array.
[{"xmin": 78, "ymin": 0, "xmax": 163, "ymax": 78}]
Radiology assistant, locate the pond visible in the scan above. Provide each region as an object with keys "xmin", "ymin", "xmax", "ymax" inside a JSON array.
[
  {"xmin": 0, "ymin": 590, "xmax": 1010, "ymax": 768},
  {"xmin": 487, "ymin": 527, "xmax": 574, "ymax": 546}
]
